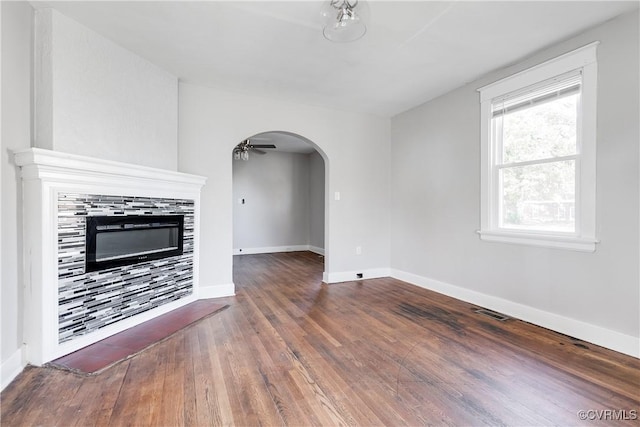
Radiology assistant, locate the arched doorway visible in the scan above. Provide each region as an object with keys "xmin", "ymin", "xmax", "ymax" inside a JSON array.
[{"xmin": 231, "ymin": 131, "xmax": 328, "ymax": 278}]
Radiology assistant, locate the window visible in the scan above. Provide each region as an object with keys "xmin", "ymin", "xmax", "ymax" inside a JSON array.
[{"xmin": 478, "ymin": 43, "xmax": 599, "ymax": 252}]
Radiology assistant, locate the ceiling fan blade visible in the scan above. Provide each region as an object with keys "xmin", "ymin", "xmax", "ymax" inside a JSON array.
[{"xmin": 249, "ymin": 144, "xmax": 276, "ymax": 149}]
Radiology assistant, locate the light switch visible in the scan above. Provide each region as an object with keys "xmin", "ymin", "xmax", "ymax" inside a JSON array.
[{"xmin": 334, "ymin": 191, "xmax": 341, "ymax": 201}]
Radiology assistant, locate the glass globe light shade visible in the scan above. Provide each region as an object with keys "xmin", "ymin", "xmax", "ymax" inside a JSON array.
[{"xmin": 321, "ymin": 0, "xmax": 367, "ymax": 43}]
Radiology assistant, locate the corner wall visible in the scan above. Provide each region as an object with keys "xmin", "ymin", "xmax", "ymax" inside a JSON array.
[
  {"xmin": 1, "ymin": 0, "xmax": 33, "ymax": 389},
  {"xmin": 390, "ymin": 11, "xmax": 639, "ymax": 356},
  {"xmin": 34, "ymin": 8, "xmax": 178, "ymax": 170}
]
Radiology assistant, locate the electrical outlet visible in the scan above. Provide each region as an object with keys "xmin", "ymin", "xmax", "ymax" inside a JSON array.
[{"xmin": 356, "ymin": 246, "xmax": 362, "ymax": 255}]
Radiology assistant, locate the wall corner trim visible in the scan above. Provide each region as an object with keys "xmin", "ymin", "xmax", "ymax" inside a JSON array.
[
  {"xmin": 308, "ymin": 246, "xmax": 326, "ymax": 256},
  {"xmin": 1, "ymin": 348, "xmax": 25, "ymax": 392},
  {"xmin": 390, "ymin": 269, "xmax": 639, "ymax": 358},
  {"xmin": 199, "ymin": 283, "xmax": 235, "ymax": 299}
]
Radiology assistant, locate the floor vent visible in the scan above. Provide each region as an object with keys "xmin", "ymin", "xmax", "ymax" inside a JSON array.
[{"xmin": 474, "ymin": 308, "xmax": 510, "ymax": 321}]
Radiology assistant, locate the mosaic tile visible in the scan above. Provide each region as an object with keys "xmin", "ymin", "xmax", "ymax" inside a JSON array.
[{"xmin": 57, "ymin": 193, "xmax": 195, "ymax": 343}]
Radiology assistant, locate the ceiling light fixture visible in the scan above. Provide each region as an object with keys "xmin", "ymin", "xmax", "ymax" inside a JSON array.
[
  {"xmin": 322, "ymin": 0, "xmax": 367, "ymax": 43},
  {"xmin": 233, "ymin": 141, "xmax": 251, "ymax": 161},
  {"xmin": 233, "ymin": 139, "xmax": 277, "ymax": 161}
]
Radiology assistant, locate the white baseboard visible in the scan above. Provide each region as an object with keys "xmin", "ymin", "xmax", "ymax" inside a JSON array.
[
  {"xmin": 391, "ymin": 269, "xmax": 640, "ymax": 358},
  {"xmin": 234, "ymin": 245, "xmax": 313, "ymax": 255},
  {"xmin": 1, "ymin": 348, "xmax": 25, "ymax": 391},
  {"xmin": 323, "ymin": 268, "xmax": 390, "ymax": 284},
  {"xmin": 199, "ymin": 282, "xmax": 235, "ymax": 298},
  {"xmin": 308, "ymin": 246, "xmax": 325, "ymax": 256}
]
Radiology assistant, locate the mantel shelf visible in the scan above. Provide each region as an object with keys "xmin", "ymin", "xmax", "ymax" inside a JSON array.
[{"xmin": 14, "ymin": 148, "xmax": 206, "ymax": 188}]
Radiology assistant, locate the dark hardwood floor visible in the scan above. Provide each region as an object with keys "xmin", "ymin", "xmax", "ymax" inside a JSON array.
[{"xmin": 2, "ymin": 251, "xmax": 639, "ymax": 426}]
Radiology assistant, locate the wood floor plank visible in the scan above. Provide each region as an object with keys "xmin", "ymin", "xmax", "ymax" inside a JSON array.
[
  {"xmin": 2, "ymin": 251, "xmax": 639, "ymax": 426},
  {"xmin": 191, "ymin": 319, "xmax": 235, "ymax": 426},
  {"xmin": 0, "ymin": 366, "xmax": 50, "ymax": 426},
  {"xmin": 29, "ymin": 368, "xmax": 84, "ymax": 426},
  {"xmin": 181, "ymin": 324, "xmax": 199, "ymax": 427},
  {"xmin": 86, "ymin": 362, "xmax": 130, "ymax": 427},
  {"xmin": 106, "ymin": 349, "xmax": 163, "ymax": 426},
  {"xmin": 153, "ymin": 333, "xmax": 186, "ymax": 427}
]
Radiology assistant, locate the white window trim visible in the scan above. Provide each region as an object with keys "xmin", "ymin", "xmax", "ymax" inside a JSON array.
[{"xmin": 477, "ymin": 42, "xmax": 599, "ymax": 252}]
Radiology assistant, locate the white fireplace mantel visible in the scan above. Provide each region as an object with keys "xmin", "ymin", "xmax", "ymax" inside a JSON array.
[
  {"xmin": 14, "ymin": 148, "xmax": 207, "ymax": 365},
  {"xmin": 14, "ymin": 148, "xmax": 207, "ymax": 192}
]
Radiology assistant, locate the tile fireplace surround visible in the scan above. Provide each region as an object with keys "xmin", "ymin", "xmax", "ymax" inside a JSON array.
[{"xmin": 14, "ymin": 148, "xmax": 207, "ymax": 366}]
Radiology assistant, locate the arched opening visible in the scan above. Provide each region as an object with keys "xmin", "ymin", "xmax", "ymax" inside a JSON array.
[{"xmin": 231, "ymin": 131, "xmax": 328, "ymax": 280}]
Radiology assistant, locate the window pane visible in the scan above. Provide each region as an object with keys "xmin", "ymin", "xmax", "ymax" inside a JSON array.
[
  {"xmin": 500, "ymin": 93, "xmax": 578, "ymax": 164},
  {"xmin": 500, "ymin": 160, "xmax": 575, "ymax": 232}
]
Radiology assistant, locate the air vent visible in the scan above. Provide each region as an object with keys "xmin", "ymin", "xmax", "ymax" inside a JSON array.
[{"xmin": 474, "ymin": 308, "xmax": 510, "ymax": 321}]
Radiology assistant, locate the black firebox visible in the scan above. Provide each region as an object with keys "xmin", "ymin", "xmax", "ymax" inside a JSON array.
[{"xmin": 85, "ymin": 215, "xmax": 184, "ymax": 272}]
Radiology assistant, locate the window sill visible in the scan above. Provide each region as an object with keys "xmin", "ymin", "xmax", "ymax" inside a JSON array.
[{"xmin": 477, "ymin": 229, "xmax": 598, "ymax": 252}]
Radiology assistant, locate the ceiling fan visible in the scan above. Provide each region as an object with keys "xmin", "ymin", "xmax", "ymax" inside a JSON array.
[{"xmin": 233, "ymin": 138, "xmax": 277, "ymax": 160}]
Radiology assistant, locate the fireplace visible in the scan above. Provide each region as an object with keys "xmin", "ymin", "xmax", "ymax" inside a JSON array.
[
  {"xmin": 15, "ymin": 148, "xmax": 207, "ymax": 365},
  {"xmin": 85, "ymin": 214, "xmax": 184, "ymax": 272},
  {"xmin": 57, "ymin": 194, "xmax": 196, "ymax": 344}
]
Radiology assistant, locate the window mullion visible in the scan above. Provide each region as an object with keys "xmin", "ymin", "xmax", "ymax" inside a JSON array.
[{"xmin": 497, "ymin": 154, "xmax": 578, "ymax": 170}]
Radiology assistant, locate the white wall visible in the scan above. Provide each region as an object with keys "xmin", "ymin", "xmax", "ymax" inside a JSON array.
[
  {"xmin": 2, "ymin": 6, "xmax": 181, "ymax": 389},
  {"xmin": 1, "ymin": 1, "xmax": 33, "ymax": 388},
  {"xmin": 309, "ymin": 151, "xmax": 325, "ymax": 251},
  {"xmin": 233, "ymin": 151, "xmax": 312, "ymax": 252},
  {"xmin": 390, "ymin": 11, "xmax": 639, "ymax": 356},
  {"xmin": 233, "ymin": 150, "xmax": 325, "ymax": 254},
  {"xmin": 179, "ymin": 83, "xmax": 391, "ymax": 291},
  {"xmin": 34, "ymin": 9, "xmax": 178, "ymax": 170}
]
